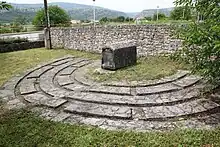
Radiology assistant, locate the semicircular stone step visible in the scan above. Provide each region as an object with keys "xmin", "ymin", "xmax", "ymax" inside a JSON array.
[
  {"xmin": 56, "ymin": 75, "xmax": 75, "ymax": 86},
  {"xmin": 136, "ymin": 83, "xmax": 181, "ymax": 95},
  {"xmin": 66, "ymin": 87, "xmax": 200, "ymax": 106},
  {"xmin": 132, "ymin": 98, "xmax": 219, "ymax": 120},
  {"xmin": 172, "ymin": 75, "xmax": 202, "ymax": 88},
  {"xmin": 103, "ymin": 70, "xmax": 189, "ymax": 87},
  {"xmin": 50, "ymin": 58, "xmax": 74, "ymax": 66},
  {"xmin": 27, "ymin": 66, "xmax": 54, "ymax": 79},
  {"xmin": 59, "ymin": 66, "xmax": 77, "ymax": 76},
  {"xmin": 39, "ymin": 62, "xmax": 75, "ymax": 97},
  {"xmin": 64, "ymin": 101, "xmax": 132, "ymax": 119},
  {"xmin": 84, "ymin": 85, "xmax": 131, "ymax": 95},
  {"xmin": 23, "ymin": 93, "xmax": 67, "ymax": 108},
  {"xmin": 72, "ymin": 60, "xmax": 91, "ymax": 68},
  {"xmin": 63, "ymin": 98, "xmax": 219, "ymax": 121}
]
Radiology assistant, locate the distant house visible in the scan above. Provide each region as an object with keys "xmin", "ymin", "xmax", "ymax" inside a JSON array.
[
  {"xmin": 135, "ymin": 17, "xmax": 145, "ymax": 24},
  {"xmin": 71, "ymin": 20, "xmax": 81, "ymax": 24}
]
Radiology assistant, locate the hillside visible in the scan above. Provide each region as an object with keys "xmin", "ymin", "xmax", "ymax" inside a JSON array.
[
  {"xmin": 136, "ymin": 7, "xmax": 174, "ymax": 18},
  {"xmin": 0, "ymin": 2, "xmax": 127, "ymax": 23}
]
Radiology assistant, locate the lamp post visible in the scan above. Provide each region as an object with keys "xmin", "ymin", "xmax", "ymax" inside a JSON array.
[
  {"xmin": 93, "ymin": 0, "xmax": 96, "ymax": 27},
  {"xmin": 157, "ymin": 6, "xmax": 159, "ymax": 21}
]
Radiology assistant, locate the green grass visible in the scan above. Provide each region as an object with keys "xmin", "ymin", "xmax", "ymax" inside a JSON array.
[
  {"xmin": 88, "ymin": 56, "xmax": 188, "ymax": 82},
  {"xmin": 0, "ymin": 48, "xmax": 100, "ymax": 86},
  {"xmin": 0, "ymin": 48, "xmax": 220, "ymax": 146},
  {"xmin": 0, "ymin": 110, "xmax": 219, "ymax": 147}
]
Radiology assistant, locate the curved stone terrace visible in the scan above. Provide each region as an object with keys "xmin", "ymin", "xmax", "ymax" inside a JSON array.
[{"xmin": 1, "ymin": 55, "xmax": 220, "ymax": 131}]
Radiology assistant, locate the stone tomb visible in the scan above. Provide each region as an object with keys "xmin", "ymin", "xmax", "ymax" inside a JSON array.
[{"xmin": 101, "ymin": 41, "xmax": 137, "ymax": 70}]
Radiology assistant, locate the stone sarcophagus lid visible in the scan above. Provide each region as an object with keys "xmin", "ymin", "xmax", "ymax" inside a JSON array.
[{"xmin": 101, "ymin": 41, "xmax": 137, "ymax": 70}]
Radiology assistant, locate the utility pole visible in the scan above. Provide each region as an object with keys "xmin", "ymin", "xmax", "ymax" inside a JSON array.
[
  {"xmin": 93, "ymin": 0, "xmax": 96, "ymax": 28},
  {"xmin": 157, "ymin": 6, "xmax": 159, "ymax": 21},
  {"xmin": 44, "ymin": 0, "xmax": 52, "ymax": 49}
]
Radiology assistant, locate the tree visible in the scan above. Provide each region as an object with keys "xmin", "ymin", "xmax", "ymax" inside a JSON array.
[
  {"xmin": 153, "ymin": 13, "xmax": 166, "ymax": 21},
  {"xmin": 0, "ymin": 1, "xmax": 12, "ymax": 10},
  {"xmin": 116, "ymin": 16, "xmax": 125, "ymax": 22},
  {"xmin": 172, "ymin": 0, "xmax": 220, "ymax": 83},
  {"xmin": 32, "ymin": 5, "xmax": 71, "ymax": 28},
  {"xmin": 170, "ymin": 6, "xmax": 192, "ymax": 20},
  {"xmin": 13, "ymin": 15, "xmax": 28, "ymax": 25},
  {"xmin": 125, "ymin": 17, "xmax": 133, "ymax": 22},
  {"xmin": 144, "ymin": 17, "xmax": 152, "ymax": 21},
  {"xmin": 100, "ymin": 17, "xmax": 109, "ymax": 23}
]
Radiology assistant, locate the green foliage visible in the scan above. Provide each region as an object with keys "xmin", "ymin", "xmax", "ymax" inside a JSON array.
[
  {"xmin": 0, "ymin": 1, "xmax": 12, "ymax": 10},
  {"xmin": 153, "ymin": 13, "xmax": 167, "ymax": 21},
  {"xmin": 67, "ymin": 8, "xmax": 127, "ymax": 20},
  {"xmin": 125, "ymin": 17, "xmax": 133, "ymax": 22},
  {"xmin": 144, "ymin": 16, "xmax": 152, "ymax": 21},
  {"xmin": 100, "ymin": 16, "xmax": 134, "ymax": 23},
  {"xmin": 0, "ymin": 23, "xmax": 26, "ymax": 34},
  {"xmin": 0, "ymin": 8, "xmax": 36, "ymax": 24},
  {"xmin": 170, "ymin": 6, "xmax": 192, "ymax": 20},
  {"xmin": 100, "ymin": 17, "xmax": 109, "ymax": 23},
  {"xmin": 116, "ymin": 16, "xmax": 125, "ymax": 22},
  {"xmin": 13, "ymin": 15, "xmax": 28, "ymax": 25},
  {"xmin": 172, "ymin": 0, "xmax": 220, "ymax": 83},
  {"xmin": 32, "ymin": 5, "xmax": 71, "ymax": 28}
]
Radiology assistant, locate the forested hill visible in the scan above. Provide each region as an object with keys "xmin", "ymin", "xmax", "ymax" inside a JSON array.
[{"xmin": 0, "ymin": 2, "xmax": 127, "ymax": 23}]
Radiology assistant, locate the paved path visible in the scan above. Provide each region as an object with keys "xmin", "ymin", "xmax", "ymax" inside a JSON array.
[
  {"xmin": 0, "ymin": 31, "xmax": 43, "ymax": 41},
  {"xmin": 1, "ymin": 55, "xmax": 220, "ymax": 131}
]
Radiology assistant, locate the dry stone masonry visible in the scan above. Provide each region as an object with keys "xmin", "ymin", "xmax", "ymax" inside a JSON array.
[
  {"xmin": 1, "ymin": 56, "xmax": 220, "ymax": 131},
  {"xmin": 50, "ymin": 25, "xmax": 181, "ymax": 56}
]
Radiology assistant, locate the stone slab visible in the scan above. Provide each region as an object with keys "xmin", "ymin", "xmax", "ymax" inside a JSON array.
[
  {"xmin": 172, "ymin": 75, "xmax": 202, "ymax": 88},
  {"xmin": 39, "ymin": 109, "xmax": 59, "ymax": 120},
  {"xmin": 51, "ymin": 112, "xmax": 71, "ymax": 122},
  {"xmin": 20, "ymin": 79, "xmax": 38, "ymax": 95},
  {"xmin": 64, "ymin": 101, "xmax": 132, "ymax": 119},
  {"xmin": 64, "ymin": 84, "xmax": 86, "ymax": 91},
  {"xmin": 59, "ymin": 66, "xmax": 76, "ymax": 76},
  {"xmin": 5, "ymin": 99, "xmax": 26, "ymax": 110},
  {"xmin": 40, "ymin": 62, "xmax": 76, "ymax": 96},
  {"xmin": 24, "ymin": 93, "xmax": 50, "ymax": 104},
  {"xmin": 57, "ymin": 75, "xmax": 74, "ymax": 86},
  {"xmin": 51, "ymin": 58, "xmax": 74, "ymax": 66},
  {"xmin": 41, "ymin": 98, "xmax": 67, "ymax": 108},
  {"xmin": 72, "ymin": 60, "xmax": 91, "ymax": 68},
  {"xmin": 80, "ymin": 93, "xmax": 135, "ymax": 104},
  {"xmin": 27, "ymin": 66, "xmax": 54, "ymax": 79},
  {"xmin": 136, "ymin": 83, "xmax": 180, "ymax": 95},
  {"xmin": 85, "ymin": 86, "xmax": 131, "ymax": 95},
  {"xmin": 103, "ymin": 70, "xmax": 189, "ymax": 87},
  {"xmin": 24, "ymin": 93, "xmax": 66, "ymax": 108},
  {"xmin": 132, "ymin": 99, "xmax": 219, "ymax": 120}
]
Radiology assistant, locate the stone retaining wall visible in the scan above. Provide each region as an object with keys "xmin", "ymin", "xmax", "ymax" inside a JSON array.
[
  {"xmin": 51, "ymin": 25, "xmax": 181, "ymax": 56},
  {"xmin": 0, "ymin": 41, "xmax": 45, "ymax": 53}
]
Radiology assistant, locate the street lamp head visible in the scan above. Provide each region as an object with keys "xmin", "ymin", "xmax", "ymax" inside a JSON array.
[{"xmin": 93, "ymin": 0, "xmax": 95, "ymax": 1}]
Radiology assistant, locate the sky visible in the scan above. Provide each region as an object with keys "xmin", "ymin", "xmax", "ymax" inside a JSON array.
[{"xmin": 6, "ymin": 0, "xmax": 175, "ymax": 12}]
